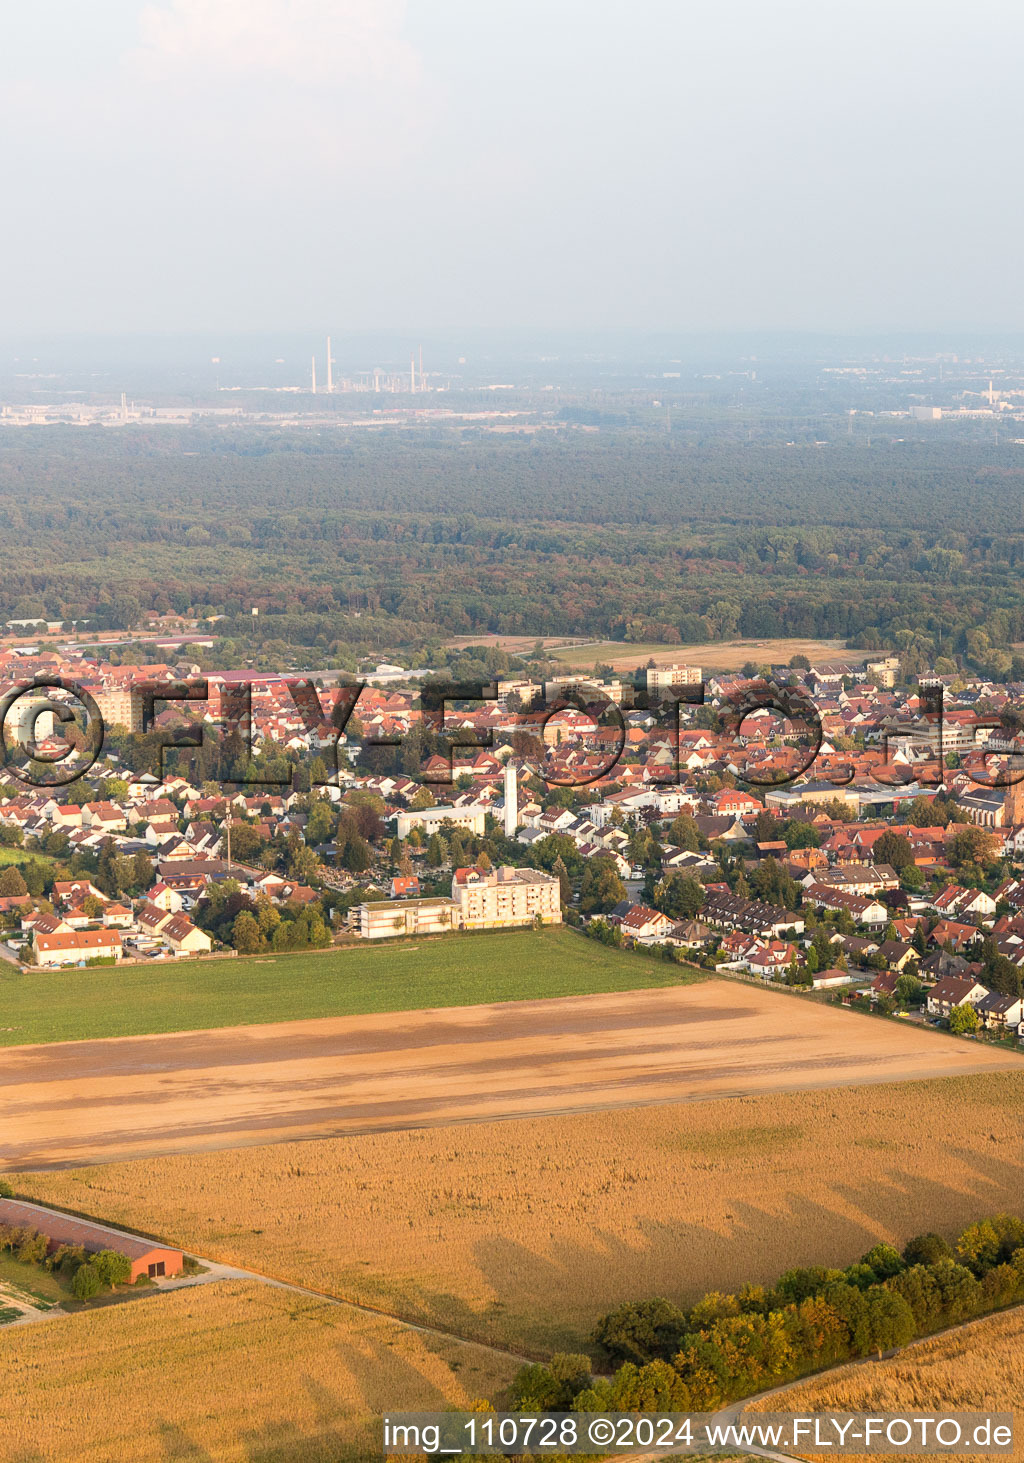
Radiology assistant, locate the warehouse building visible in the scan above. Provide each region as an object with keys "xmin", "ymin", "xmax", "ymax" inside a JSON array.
[{"xmin": 0, "ymin": 1197, "xmax": 184, "ymax": 1282}]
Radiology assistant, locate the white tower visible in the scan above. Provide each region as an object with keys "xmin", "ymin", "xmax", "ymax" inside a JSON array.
[{"xmin": 503, "ymin": 761, "xmax": 518, "ymax": 838}]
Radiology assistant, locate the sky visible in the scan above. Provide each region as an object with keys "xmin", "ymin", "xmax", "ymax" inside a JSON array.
[{"xmin": 3, "ymin": 0, "xmax": 1024, "ymax": 335}]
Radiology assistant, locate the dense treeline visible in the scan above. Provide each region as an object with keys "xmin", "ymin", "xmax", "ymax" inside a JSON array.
[
  {"xmin": 509, "ymin": 1213, "xmax": 1024, "ymax": 1414},
  {"xmin": 5, "ymin": 429, "xmax": 1024, "ymax": 668}
]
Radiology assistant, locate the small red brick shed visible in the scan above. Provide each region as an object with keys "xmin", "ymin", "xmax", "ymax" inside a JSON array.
[{"xmin": 0, "ymin": 1197, "xmax": 184, "ymax": 1282}]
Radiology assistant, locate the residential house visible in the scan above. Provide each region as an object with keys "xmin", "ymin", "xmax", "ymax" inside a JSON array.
[
  {"xmin": 976, "ymin": 990, "xmax": 1024, "ymax": 1031},
  {"xmin": 926, "ymin": 974, "xmax": 990, "ymax": 1019},
  {"xmin": 618, "ymin": 904, "xmax": 675, "ymax": 945},
  {"xmin": 161, "ymin": 915, "xmax": 213, "ymax": 956},
  {"xmin": 33, "ymin": 928, "xmax": 123, "ymax": 967}
]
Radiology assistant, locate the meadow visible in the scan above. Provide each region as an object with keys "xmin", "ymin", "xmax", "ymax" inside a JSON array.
[
  {"xmin": 0, "ymin": 1280, "xmax": 518, "ymax": 1463},
  {"xmin": 0, "ymin": 926, "xmax": 702, "ymax": 1047},
  {"xmin": 18, "ymin": 1070, "xmax": 1024, "ymax": 1356},
  {"xmin": 758, "ymin": 1305, "xmax": 1024, "ymax": 1463},
  {"xmin": 0, "ymin": 847, "xmax": 55, "ymax": 868}
]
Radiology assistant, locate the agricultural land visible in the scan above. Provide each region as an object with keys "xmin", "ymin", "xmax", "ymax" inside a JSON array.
[
  {"xmin": 3, "ymin": 981, "xmax": 1016, "ymax": 1170},
  {"xmin": 758, "ymin": 1304, "xmax": 1024, "ymax": 1463},
  {"xmin": 18, "ymin": 1069, "xmax": 1024, "ymax": 1356},
  {"xmin": 0, "ymin": 1279, "xmax": 517, "ymax": 1463}
]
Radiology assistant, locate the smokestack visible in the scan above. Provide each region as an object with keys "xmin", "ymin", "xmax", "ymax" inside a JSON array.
[
  {"xmin": 326, "ymin": 336, "xmax": 333, "ymax": 394},
  {"xmin": 311, "ymin": 355, "xmax": 317, "ymax": 394},
  {"xmin": 503, "ymin": 761, "xmax": 518, "ymax": 838}
]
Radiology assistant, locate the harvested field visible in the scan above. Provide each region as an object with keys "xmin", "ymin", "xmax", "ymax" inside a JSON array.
[
  {"xmin": 2, "ymin": 982, "xmax": 1015, "ymax": 1170},
  {"xmin": 548, "ymin": 638, "xmax": 856, "ymax": 672},
  {"xmin": 0, "ymin": 1280, "xmax": 517, "ymax": 1463},
  {"xmin": 19, "ymin": 1069, "xmax": 1024, "ymax": 1355},
  {"xmin": 756, "ymin": 1305, "xmax": 1024, "ymax": 1462}
]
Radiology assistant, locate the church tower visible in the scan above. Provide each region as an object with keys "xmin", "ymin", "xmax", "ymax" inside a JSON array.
[{"xmin": 1002, "ymin": 774, "xmax": 1024, "ymax": 827}]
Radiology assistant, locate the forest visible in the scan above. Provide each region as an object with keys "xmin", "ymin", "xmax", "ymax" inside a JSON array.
[{"xmin": 3, "ymin": 426, "xmax": 1024, "ymax": 675}]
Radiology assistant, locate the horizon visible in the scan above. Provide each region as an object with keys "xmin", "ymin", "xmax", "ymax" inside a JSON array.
[{"xmin": 4, "ymin": 0, "xmax": 1024, "ymax": 335}]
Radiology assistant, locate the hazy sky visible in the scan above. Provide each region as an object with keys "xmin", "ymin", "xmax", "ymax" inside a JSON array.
[{"xmin": 4, "ymin": 0, "xmax": 1023, "ymax": 334}]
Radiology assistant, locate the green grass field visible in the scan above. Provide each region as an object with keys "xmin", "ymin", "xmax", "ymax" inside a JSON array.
[
  {"xmin": 0, "ymin": 846, "xmax": 55, "ymax": 868},
  {"xmin": 0, "ymin": 1254, "xmax": 67, "ymax": 1305},
  {"xmin": 0, "ymin": 927, "xmax": 705, "ymax": 1047}
]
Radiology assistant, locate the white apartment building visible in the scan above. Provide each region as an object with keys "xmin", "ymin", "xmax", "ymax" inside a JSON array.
[
  {"xmin": 645, "ymin": 664, "xmax": 702, "ymax": 701},
  {"xmin": 33, "ymin": 928, "xmax": 124, "ymax": 967},
  {"xmin": 452, "ymin": 865, "xmax": 562, "ymax": 929},
  {"xmin": 544, "ymin": 675, "xmax": 628, "ymax": 706},
  {"xmin": 394, "ymin": 804, "xmax": 488, "ymax": 840},
  {"xmin": 356, "ymin": 897, "xmax": 460, "ymax": 940}
]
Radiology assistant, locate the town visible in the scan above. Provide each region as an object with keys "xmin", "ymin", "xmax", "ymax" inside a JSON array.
[{"xmin": 3, "ymin": 637, "xmax": 1024, "ymax": 1045}]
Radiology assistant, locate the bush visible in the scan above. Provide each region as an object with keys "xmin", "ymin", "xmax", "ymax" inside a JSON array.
[
  {"xmin": 861, "ymin": 1242, "xmax": 905, "ymax": 1280},
  {"xmin": 72, "ymin": 1262, "xmax": 102, "ymax": 1301},
  {"xmin": 593, "ymin": 1297, "xmax": 688, "ymax": 1365},
  {"xmin": 93, "ymin": 1249, "xmax": 132, "ymax": 1289},
  {"xmin": 16, "ymin": 1231, "xmax": 49, "ymax": 1266},
  {"xmin": 508, "ymin": 1355, "xmax": 593, "ymax": 1411},
  {"xmin": 903, "ymin": 1232, "xmax": 953, "ymax": 1267},
  {"xmin": 0, "ymin": 1179, "xmax": 13, "ymax": 1199}
]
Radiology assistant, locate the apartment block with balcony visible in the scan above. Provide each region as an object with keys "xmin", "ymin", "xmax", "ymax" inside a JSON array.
[{"xmin": 451, "ymin": 865, "xmax": 562, "ymax": 929}]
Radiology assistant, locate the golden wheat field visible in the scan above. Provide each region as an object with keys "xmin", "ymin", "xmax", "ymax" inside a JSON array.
[
  {"xmin": 0, "ymin": 1280, "xmax": 517, "ymax": 1463},
  {"xmin": 756, "ymin": 1304, "xmax": 1024, "ymax": 1463},
  {"xmin": 16, "ymin": 1070, "xmax": 1024, "ymax": 1356}
]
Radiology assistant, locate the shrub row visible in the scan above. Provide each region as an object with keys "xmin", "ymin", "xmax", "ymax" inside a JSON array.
[
  {"xmin": 510, "ymin": 1214, "xmax": 1024, "ymax": 1414},
  {"xmin": 0, "ymin": 1221, "xmax": 133, "ymax": 1299}
]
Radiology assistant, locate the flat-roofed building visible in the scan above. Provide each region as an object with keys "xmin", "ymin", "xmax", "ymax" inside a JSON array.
[
  {"xmin": 355, "ymin": 897, "xmax": 460, "ymax": 939},
  {"xmin": 452, "ymin": 864, "xmax": 562, "ymax": 929},
  {"xmin": 394, "ymin": 804, "xmax": 487, "ymax": 840},
  {"xmin": 645, "ymin": 664, "xmax": 702, "ymax": 702}
]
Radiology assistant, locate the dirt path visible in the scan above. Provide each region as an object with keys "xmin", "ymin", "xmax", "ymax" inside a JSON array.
[
  {"xmin": 1, "ymin": 982, "xmax": 1017, "ymax": 1170},
  {"xmin": 0, "ymin": 1230, "xmax": 539, "ymax": 1364}
]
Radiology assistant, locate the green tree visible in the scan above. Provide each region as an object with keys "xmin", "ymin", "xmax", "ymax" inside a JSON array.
[
  {"xmin": 232, "ymin": 911, "xmax": 262, "ymax": 953},
  {"xmin": 552, "ymin": 855, "xmax": 571, "ymax": 906},
  {"xmin": 228, "ymin": 822, "xmax": 264, "ymax": 865},
  {"xmin": 863, "ymin": 1288, "xmax": 915, "ymax": 1357},
  {"xmin": 861, "ymin": 1243, "xmax": 904, "ymax": 1281},
  {"xmin": 783, "ymin": 819, "xmax": 821, "ymax": 850},
  {"xmin": 949, "ymin": 1002, "xmax": 980, "ymax": 1035},
  {"xmin": 72, "ymin": 1262, "xmax": 102, "ymax": 1301},
  {"xmin": 0, "ymin": 867, "xmax": 28, "ymax": 897},
  {"xmin": 93, "ymin": 1249, "xmax": 132, "ymax": 1289},
  {"xmin": 894, "ymin": 974, "xmax": 924, "ymax": 1008},
  {"xmin": 903, "ymin": 1232, "xmax": 953, "ymax": 1267},
  {"xmin": 654, "ymin": 871, "xmax": 706, "ymax": 921},
  {"xmin": 948, "ymin": 826, "xmax": 998, "ymax": 872},
  {"xmin": 305, "ymin": 799, "xmax": 335, "ymax": 846},
  {"xmin": 666, "ymin": 813, "xmax": 702, "ymax": 852},
  {"xmin": 592, "ymin": 1297, "xmax": 688, "ymax": 1366},
  {"xmin": 874, "ymin": 830, "xmax": 913, "ymax": 872},
  {"xmin": 579, "ymin": 856, "xmax": 626, "ymax": 917}
]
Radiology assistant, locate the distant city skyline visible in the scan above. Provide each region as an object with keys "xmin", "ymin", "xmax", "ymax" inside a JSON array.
[{"xmin": 3, "ymin": 0, "xmax": 1024, "ymax": 335}]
